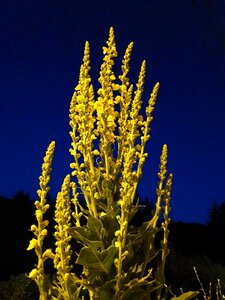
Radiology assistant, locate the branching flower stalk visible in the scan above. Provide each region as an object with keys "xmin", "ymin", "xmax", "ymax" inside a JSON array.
[{"xmin": 27, "ymin": 28, "xmax": 180, "ymax": 300}]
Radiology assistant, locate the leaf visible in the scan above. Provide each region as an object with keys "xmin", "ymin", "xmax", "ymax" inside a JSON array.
[
  {"xmin": 102, "ymin": 245, "xmax": 118, "ymax": 272},
  {"xmin": 101, "ymin": 206, "xmax": 120, "ymax": 243},
  {"xmin": 122, "ymin": 286, "xmax": 147, "ymax": 300},
  {"xmin": 99, "ymin": 279, "xmax": 117, "ymax": 300},
  {"xmin": 76, "ymin": 245, "xmax": 118, "ymax": 279},
  {"xmin": 96, "ymin": 197, "xmax": 108, "ymax": 211},
  {"xmin": 87, "ymin": 216, "xmax": 104, "ymax": 239},
  {"xmin": 170, "ymin": 291, "xmax": 199, "ymax": 300},
  {"xmin": 69, "ymin": 226, "xmax": 105, "ymax": 250},
  {"xmin": 128, "ymin": 220, "xmax": 159, "ymax": 261}
]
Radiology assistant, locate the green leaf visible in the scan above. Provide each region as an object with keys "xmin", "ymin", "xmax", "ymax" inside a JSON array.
[
  {"xmin": 87, "ymin": 216, "xmax": 104, "ymax": 239},
  {"xmin": 127, "ymin": 220, "xmax": 160, "ymax": 261},
  {"xmin": 102, "ymin": 245, "xmax": 118, "ymax": 272},
  {"xmin": 99, "ymin": 279, "xmax": 117, "ymax": 300},
  {"xmin": 170, "ymin": 291, "xmax": 199, "ymax": 300},
  {"xmin": 100, "ymin": 206, "xmax": 120, "ymax": 244},
  {"xmin": 76, "ymin": 245, "xmax": 118, "ymax": 280},
  {"xmin": 89, "ymin": 241, "xmax": 104, "ymax": 250},
  {"xmin": 122, "ymin": 287, "xmax": 147, "ymax": 300},
  {"xmin": 69, "ymin": 226, "xmax": 95, "ymax": 240},
  {"xmin": 96, "ymin": 197, "xmax": 108, "ymax": 211},
  {"xmin": 69, "ymin": 224, "xmax": 106, "ymax": 251}
]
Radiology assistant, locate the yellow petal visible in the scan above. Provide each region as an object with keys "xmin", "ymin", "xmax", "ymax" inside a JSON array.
[
  {"xmin": 28, "ymin": 268, "xmax": 38, "ymax": 279},
  {"xmin": 27, "ymin": 238, "xmax": 38, "ymax": 251},
  {"xmin": 43, "ymin": 249, "xmax": 55, "ymax": 260}
]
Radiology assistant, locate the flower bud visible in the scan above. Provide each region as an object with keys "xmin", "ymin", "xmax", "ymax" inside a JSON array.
[
  {"xmin": 28, "ymin": 268, "xmax": 38, "ymax": 279},
  {"xmin": 43, "ymin": 249, "xmax": 55, "ymax": 260},
  {"xmin": 41, "ymin": 229, "xmax": 48, "ymax": 236},
  {"xmin": 30, "ymin": 225, "xmax": 38, "ymax": 232}
]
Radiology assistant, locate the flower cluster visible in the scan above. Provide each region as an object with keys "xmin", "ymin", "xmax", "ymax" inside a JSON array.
[
  {"xmin": 27, "ymin": 141, "xmax": 55, "ymax": 297},
  {"xmin": 69, "ymin": 28, "xmax": 160, "ymax": 216},
  {"xmin": 27, "ymin": 28, "xmax": 173, "ymax": 300},
  {"xmin": 68, "ymin": 27, "xmax": 172, "ymax": 299},
  {"xmin": 54, "ymin": 174, "xmax": 73, "ymax": 298}
]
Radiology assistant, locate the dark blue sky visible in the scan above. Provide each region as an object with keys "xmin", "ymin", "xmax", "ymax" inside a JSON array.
[{"xmin": 1, "ymin": 0, "xmax": 225, "ymax": 223}]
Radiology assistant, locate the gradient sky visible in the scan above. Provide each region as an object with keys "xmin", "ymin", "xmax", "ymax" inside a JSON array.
[{"xmin": 1, "ymin": 0, "xmax": 225, "ymax": 224}]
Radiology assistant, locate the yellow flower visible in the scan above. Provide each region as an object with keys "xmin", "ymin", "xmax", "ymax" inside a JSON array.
[
  {"xmin": 28, "ymin": 268, "xmax": 38, "ymax": 279},
  {"xmin": 92, "ymin": 149, "xmax": 100, "ymax": 156},
  {"xmin": 100, "ymin": 212, "xmax": 106, "ymax": 217},
  {"xmin": 27, "ymin": 141, "xmax": 55, "ymax": 295},
  {"xmin": 107, "ymin": 115, "xmax": 115, "ymax": 128},
  {"xmin": 40, "ymin": 229, "xmax": 48, "ymax": 236},
  {"xmin": 107, "ymin": 115, "xmax": 114, "ymax": 122},
  {"xmin": 35, "ymin": 210, "xmax": 42, "ymax": 221},
  {"xmin": 43, "ymin": 249, "xmax": 55, "ymax": 260},
  {"xmin": 30, "ymin": 224, "xmax": 38, "ymax": 232},
  {"xmin": 94, "ymin": 192, "xmax": 100, "ymax": 199},
  {"xmin": 54, "ymin": 175, "xmax": 73, "ymax": 278},
  {"xmin": 39, "ymin": 141, "xmax": 55, "ymax": 193},
  {"xmin": 158, "ymin": 144, "xmax": 168, "ymax": 182},
  {"xmin": 95, "ymin": 101, "xmax": 104, "ymax": 115},
  {"xmin": 115, "ymin": 241, "xmax": 120, "ymax": 248},
  {"xmin": 27, "ymin": 238, "xmax": 38, "ymax": 251}
]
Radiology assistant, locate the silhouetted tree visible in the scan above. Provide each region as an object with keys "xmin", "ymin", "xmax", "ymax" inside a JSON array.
[
  {"xmin": 207, "ymin": 201, "xmax": 225, "ymax": 266},
  {"xmin": 165, "ymin": 251, "xmax": 225, "ymax": 298},
  {"xmin": 168, "ymin": 221, "xmax": 208, "ymax": 257},
  {"xmin": 12, "ymin": 191, "xmax": 30, "ymax": 204}
]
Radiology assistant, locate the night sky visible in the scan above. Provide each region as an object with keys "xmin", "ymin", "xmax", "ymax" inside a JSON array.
[{"xmin": 1, "ymin": 0, "xmax": 225, "ymax": 224}]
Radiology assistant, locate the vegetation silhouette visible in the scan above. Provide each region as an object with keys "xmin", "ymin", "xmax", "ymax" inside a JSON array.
[{"xmin": 207, "ymin": 201, "xmax": 225, "ymax": 266}]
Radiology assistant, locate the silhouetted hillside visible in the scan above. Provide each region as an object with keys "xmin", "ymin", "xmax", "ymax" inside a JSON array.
[{"xmin": 0, "ymin": 192, "xmax": 55, "ymax": 281}]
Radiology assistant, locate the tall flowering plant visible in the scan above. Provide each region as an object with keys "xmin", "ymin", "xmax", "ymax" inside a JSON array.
[{"xmin": 27, "ymin": 28, "xmax": 197, "ymax": 300}]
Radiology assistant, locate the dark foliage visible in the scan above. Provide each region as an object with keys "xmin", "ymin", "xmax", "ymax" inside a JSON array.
[
  {"xmin": 207, "ymin": 201, "xmax": 225, "ymax": 266},
  {"xmin": 0, "ymin": 274, "xmax": 38, "ymax": 299},
  {"xmin": 168, "ymin": 221, "xmax": 209, "ymax": 257},
  {"xmin": 165, "ymin": 251, "xmax": 225, "ymax": 299},
  {"xmin": 0, "ymin": 192, "xmax": 56, "ymax": 281}
]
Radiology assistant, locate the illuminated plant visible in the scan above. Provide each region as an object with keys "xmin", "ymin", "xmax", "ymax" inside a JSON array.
[
  {"xmin": 27, "ymin": 141, "xmax": 55, "ymax": 299},
  {"xmin": 27, "ymin": 28, "xmax": 196, "ymax": 300}
]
